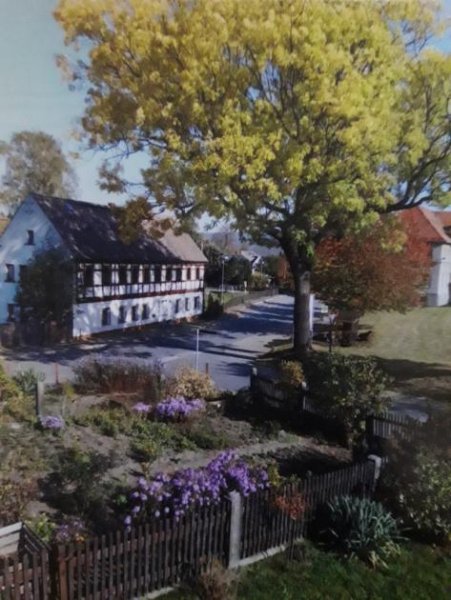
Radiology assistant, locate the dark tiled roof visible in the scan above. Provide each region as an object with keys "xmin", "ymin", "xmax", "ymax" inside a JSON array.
[{"xmin": 31, "ymin": 193, "xmax": 207, "ymax": 263}]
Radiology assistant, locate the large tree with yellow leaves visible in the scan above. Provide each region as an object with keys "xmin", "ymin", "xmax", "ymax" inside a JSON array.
[{"xmin": 55, "ymin": 0, "xmax": 451, "ymax": 354}]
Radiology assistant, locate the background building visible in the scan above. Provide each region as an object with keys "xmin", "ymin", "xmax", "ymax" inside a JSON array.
[{"xmin": 0, "ymin": 193, "xmax": 207, "ymax": 339}]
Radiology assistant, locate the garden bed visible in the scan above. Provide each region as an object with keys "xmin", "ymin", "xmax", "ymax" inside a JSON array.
[{"xmin": 0, "ymin": 362, "xmax": 351, "ymax": 539}]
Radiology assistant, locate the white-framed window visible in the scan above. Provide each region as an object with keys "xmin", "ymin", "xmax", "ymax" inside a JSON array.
[
  {"xmin": 118, "ymin": 306, "xmax": 127, "ymax": 324},
  {"xmin": 84, "ymin": 264, "xmax": 94, "ymax": 287},
  {"xmin": 142, "ymin": 304, "xmax": 150, "ymax": 320},
  {"xmin": 5, "ymin": 264, "xmax": 15, "ymax": 282},
  {"xmin": 185, "ymin": 297, "xmax": 190, "ymax": 311},
  {"xmin": 118, "ymin": 265, "xmax": 128, "ymax": 285},
  {"xmin": 194, "ymin": 296, "xmax": 201, "ymax": 310},
  {"xmin": 102, "ymin": 265, "xmax": 112, "ymax": 286},
  {"xmin": 7, "ymin": 303, "xmax": 16, "ymax": 321},
  {"xmin": 101, "ymin": 307, "xmax": 111, "ymax": 326},
  {"xmin": 175, "ymin": 299, "xmax": 181, "ymax": 313},
  {"xmin": 132, "ymin": 305, "xmax": 139, "ymax": 321},
  {"xmin": 131, "ymin": 265, "xmax": 140, "ymax": 284},
  {"xmin": 26, "ymin": 230, "xmax": 35, "ymax": 245}
]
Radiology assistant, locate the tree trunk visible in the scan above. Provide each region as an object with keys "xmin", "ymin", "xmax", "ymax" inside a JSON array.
[{"xmin": 292, "ymin": 266, "xmax": 311, "ymax": 357}]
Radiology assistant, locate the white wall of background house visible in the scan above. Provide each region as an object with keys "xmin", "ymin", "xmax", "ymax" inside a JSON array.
[
  {"xmin": 428, "ymin": 244, "xmax": 451, "ymax": 307},
  {"xmin": 73, "ymin": 263, "xmax": 205, "ymax": 337},
  {"xmin": 0, "ymin": 197, "xmax": 62, "ymax": 323},
  {"xmin": 0, "ymin": 195, "xmax": 206, "ymax": 337}
]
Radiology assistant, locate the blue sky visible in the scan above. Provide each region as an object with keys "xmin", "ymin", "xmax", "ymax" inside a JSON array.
[{"xmin": 0, "ymin": 0, "xmax": 451, "ymax": 209}]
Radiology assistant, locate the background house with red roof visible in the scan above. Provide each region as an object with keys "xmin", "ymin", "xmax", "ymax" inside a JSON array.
[{"xmin": 401, "ymin": 206, "xmax": 451, "ymax": 307}]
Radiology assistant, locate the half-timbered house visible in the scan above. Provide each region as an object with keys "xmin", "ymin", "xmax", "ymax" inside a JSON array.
[{"xmin": 0, "ymin": 193, "xmax": 207, "ymax": 337}]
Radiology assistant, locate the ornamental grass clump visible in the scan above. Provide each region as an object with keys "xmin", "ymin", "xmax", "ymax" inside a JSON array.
[
  {"xmin": 155, "ymin": 396, "xmax": 205, "ymax": 422},
  {"xmin": 125, "ymin": 451, "xmax": 269, "ymax": 525},
  {"xmin": 73, "ymin": 357, "xmax": 163, "ymax": 397},
  {"xmin": 319, "ymin": 496, "xmax": 401, "ymax": 568}
]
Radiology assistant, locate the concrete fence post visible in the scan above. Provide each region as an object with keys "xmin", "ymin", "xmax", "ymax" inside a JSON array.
[
  {"xmin": 367, "ymin": 454, "xmax": 383, "ymax": 493},
  {"xmin": 250, "ymin": 366, "xmax": 257, "ymax": 397},
  {"xmin": 35, "ymin": 381, "xmax": 45, "ymax": 417},
  {"xmin": 228, "ymin": 491, "xmax": 242, "ymax": 568}
]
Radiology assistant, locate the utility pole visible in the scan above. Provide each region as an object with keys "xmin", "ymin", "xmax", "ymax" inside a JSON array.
[
  {"xmin": 195, "ymin": 327, "xmax": 200, "ymax": 371},
  {"xmin": 221, "ymin": 256, "xmax": 226, "ymax": 306}
]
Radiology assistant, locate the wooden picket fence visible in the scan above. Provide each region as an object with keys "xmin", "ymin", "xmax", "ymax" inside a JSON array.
[
  {"xmin": 366, "ymin": 410, "xmax": 421, "ymax": 441},
  {"xmin": 240, "ymin": 460, "xmax": 375, "ymax": 559},
  {"xmin": 250, "ymin": 371, "xmax": 424, "ymax": 446},
  {"xmin": 55, "ymin": 502, "xmax": 230, "ymax": 599},
  {"xmin": 0, "ymin": 460, "xmax": 377, "ymax": 599},
  {"xmin": 0, "ymin": 549, "xmax": 49, "ymax": 600}
]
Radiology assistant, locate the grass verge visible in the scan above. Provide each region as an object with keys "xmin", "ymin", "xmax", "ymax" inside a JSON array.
[{"xmin": 168, "ymin": 543, "xmax": 451, "ymax": 599}]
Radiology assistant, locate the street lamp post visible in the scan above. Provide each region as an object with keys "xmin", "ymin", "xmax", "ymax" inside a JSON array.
[
  {"xmin": 221, "ymin": 256, "xmax": 225, "ymax": 306},
  {"xmin": 195, "ymin": 327, "xmax": 200, "ymax": 371}
]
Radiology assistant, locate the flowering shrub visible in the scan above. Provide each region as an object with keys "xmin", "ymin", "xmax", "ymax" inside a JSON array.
[
  {"xmin": 132, "ymin": 402, "xmax": 152, "ymax": 415},
  {"xmin": 155, "ymin": 396, "xmax": 205, "ymax": 422},
  {"xmin": 125, "ymin": 451, "xmax": 269, "ymax": 524},
  {"xmin": 273, "ymin": 492, "xmax": 307, "ymax": 521},
  {"xmin": 165, "ymin": 367, "xmax": 217, "ymax": 400},
  {"xmin": 52, "ymin": 517, "xmax": 87, "ymax": 544},
  {"xmin": 39, "ymin": 415, "xmax": 65, "ymax": 430}
]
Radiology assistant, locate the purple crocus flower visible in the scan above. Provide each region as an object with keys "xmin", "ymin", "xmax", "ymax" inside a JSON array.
[
  {"xmin": 126, "ymin": 451, "xmax": 269, "ymax": 523},
  {"xmin": 39, "ymin": 415, "xmax": 65, "ymax": 430},
  {"xmin": 132, "ymin": 402, "xmax": 152, "ymax": 415}
]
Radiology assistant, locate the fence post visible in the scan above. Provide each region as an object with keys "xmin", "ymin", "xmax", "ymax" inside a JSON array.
[
  {"xmin": 49, "ymin": 544, "xmax": 66, "ymax": 600},
  {"xmin": 250, "ymin": 367, "xmax": 257, "ymax": 397},
  {"xmin": 228, "ymin": 491, "xmax": 242, "ymax": 568},
  {"xmin": 35, "ymin": 381, "xmax": 44, "ymax": 417},
  {"xmin": 367, "ymin": 455, "xmax": 383, "ymax": 493}
]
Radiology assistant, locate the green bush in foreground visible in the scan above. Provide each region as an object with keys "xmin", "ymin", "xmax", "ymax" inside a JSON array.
[
  {"xmin": 303, "ymin": 353, "xmax": 390, "ymax": 447},
  {"xmin": 382, "ymin": 412, "xmax": 451, "ymax": 544}
]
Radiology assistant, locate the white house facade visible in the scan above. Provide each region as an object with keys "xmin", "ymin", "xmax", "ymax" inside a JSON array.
[
  {"xmin": 0, "ymin": 193, "xmax": 207, "ymax": 338},
  {"xmin": 401, "ymin": 206, "xmax": 451, "ymax": 307},
  {"xmin": 428, "ymin": 242, "xmax": 451, "ymax": 307}
]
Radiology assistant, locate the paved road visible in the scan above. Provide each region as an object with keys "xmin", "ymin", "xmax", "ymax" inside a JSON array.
[{"xmin": 1, "ymin": 295, "xmax": 294, "ymax": 392}]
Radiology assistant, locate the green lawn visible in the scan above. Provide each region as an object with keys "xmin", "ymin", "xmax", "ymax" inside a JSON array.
[
  {"xmin": 168, "ymin": 543, "xmax": 450, "ymax": 600},
  {"xmin": 237, "ymin": 544, "xmax": 451, "ymax": 600},
  {"xmin": 341, "ymin": 307, "xmax": 451, "ymax": 365},
  {"xmin": 337, "ymin": 307, "xmax": 451, "ymax": 403},
  {"xmin": 264, "ymin": 306, "xmax": 451, "ymax": 403}
]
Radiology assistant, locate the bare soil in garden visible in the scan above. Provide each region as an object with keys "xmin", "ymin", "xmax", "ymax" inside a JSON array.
[{"xmin": 0, "ymin": 390, "xmax": 351, "ymax": 522}]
